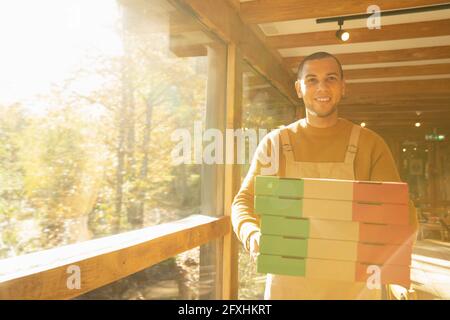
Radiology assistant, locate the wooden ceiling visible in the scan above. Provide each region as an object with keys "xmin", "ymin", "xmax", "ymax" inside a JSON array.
[{"xmin": 232, "ymin": 0, "xmax": 450, "ymax": 136}]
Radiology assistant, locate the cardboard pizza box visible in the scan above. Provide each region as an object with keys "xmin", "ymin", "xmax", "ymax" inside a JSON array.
[
  {"xmin": 357, "ymin": 243, "xmax": 412, "ymax": 266},
  {"xmin": 255, "ymin": 195, "xmax": 410, "ymax": 225},
  {"xmin": 260, "ymin": 215, "xmax": 312, "ymax": 239},
  {"xmin": 259, "ymin": 234, "xmax": 308, "ymax": 258},
  {"xmin": 255, "ymin": 176, "xmax": 409, "ymax": 204},
  {"xmin": 257, "ymin": 255, "xmax": 411, "ymax": 287},
  {"xmin": 359, "ymin": 223, "xmax": 416, "ymax": 245},
  {"xmin": 257, "ymin": 254, "xmax": 306, "ymax": 277},
  {"xmin": 260, "ymin": 215, "xmax": 415, "ymax": 244},
  {"xmin": 260, "ymin": 235, "xmax": 412, "ymax": 265}
]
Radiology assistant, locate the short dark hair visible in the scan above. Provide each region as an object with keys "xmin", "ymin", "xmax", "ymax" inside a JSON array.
[{"xmin": 297, "ymin": 52, "xmax": 344, "ymax": 80}]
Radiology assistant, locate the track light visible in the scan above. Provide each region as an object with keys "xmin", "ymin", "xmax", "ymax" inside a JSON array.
[
  {"xmin": 336, "ymin": 20, "xmax": 350, "ymax": 42},
  {"xmin": 318, "ymin": 4, "xmax": 450, "ymax": 42}
]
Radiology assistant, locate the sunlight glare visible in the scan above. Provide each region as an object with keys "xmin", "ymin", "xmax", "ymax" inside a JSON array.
[{"xmin": 0, "ymin": 0, "xmax": 123, "ymax": 110}]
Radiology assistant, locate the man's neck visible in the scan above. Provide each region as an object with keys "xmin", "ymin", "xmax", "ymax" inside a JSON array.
[{"xmin": 305, "ymin": 112, "xmax": 339, "ymax": 128}]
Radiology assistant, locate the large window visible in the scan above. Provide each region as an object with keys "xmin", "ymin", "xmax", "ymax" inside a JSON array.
[
  {"xmin": 0, "ymin": 0, "xmax": 226, "ymax": 270},
  {"xmin": 238, "ymin": 62, "xmax": 298, "ymax": 300}
]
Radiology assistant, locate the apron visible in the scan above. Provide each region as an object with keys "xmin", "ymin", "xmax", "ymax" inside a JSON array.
[{"xmin": 264, "ymin": 119, "xmax": 382, "ymax": 300}]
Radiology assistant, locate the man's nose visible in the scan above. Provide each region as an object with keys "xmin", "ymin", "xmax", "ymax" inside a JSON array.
[{"xmin": 317, "ymin": 80, "xmax": 329, "ymax": 91}]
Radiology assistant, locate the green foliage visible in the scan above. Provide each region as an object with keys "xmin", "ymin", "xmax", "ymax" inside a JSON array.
[
  {"xmin": 238, "ymin": 246, "xmax": 266, "ymax": 300},
  {"xmin": 0, "ymin": 19, "xmax": 208, "ymax": 259}
]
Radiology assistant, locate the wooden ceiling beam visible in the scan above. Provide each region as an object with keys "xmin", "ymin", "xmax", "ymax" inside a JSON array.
[
  {"xmin": 344, "ymin": 63, "xmax": 450, "ymax": 79},
  {"xmin": 226, "ymin": 0, "xmax": 241, "ymax": 12},
  {"xmin": 340, "ymin": 96, "xmax": 450, "ymax": 105},
  {"xmin": 284, "ymin": 46, "xmax": 450, "ymax": 69},
  {"xmin": 267, "ymin": 19, "xmax": 450, "ymax": 48},
  {"xmin": 240, "ymin": 0, "xmax": 448, "ymax": 24},
  {"xmin": 169, "ymin": 11, "xmax": 204, "ymax": 34},
  {"xmin": 341, "ymin": 112, "xmax": 450, "ymax": 120},
  {"xmin": 339, "ymin": 108, "xmax": 450, "ymax": 116},
  {"xmin": 345, "ymin": 113, "xmax": 450, "ymax": 120},
  {"xmin": 169, "ymin": 43, "xmax": 207, "ymax": 57},
  {"xmin": 370, "ymin": 129, "xmax": 450, "ymax": 137},
  {"xmin": 174, "ymin": 0, "xmax": 299, "ymax": 104},
  {"xmin": 340, "ymin": 102, "xmax": 450, "ymax": 110},
  {"xmin": 373, "ymin": 126, "xmax": 450, "ymax": 132},
  {"xmin": 343, "ymin": 95, "xmax": 450, "ymax": 104},
  {"xmin": 345, "ymin": 119, "xmax": 450, "ymax": 127},
  {"xmin": 346, "ymin": 79, "xmax": 450, "ymax": 97}
]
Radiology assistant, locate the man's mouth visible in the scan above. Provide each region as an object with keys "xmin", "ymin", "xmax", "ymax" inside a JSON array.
[{"xmin": 315, "ymin": 97, "xmax": 331, "ymax": 102}]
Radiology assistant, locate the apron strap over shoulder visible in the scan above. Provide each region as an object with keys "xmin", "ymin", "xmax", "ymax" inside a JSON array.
[
  {"xmin": 344, "ymin": 125, "xmax": 361, "ymax": 164},
  {"xmin": 279, "ymin": 127, "xmax": 295, "ymax": 162}
]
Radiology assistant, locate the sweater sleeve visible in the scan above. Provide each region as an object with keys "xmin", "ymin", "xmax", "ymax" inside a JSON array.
[
  {"xmin": 369, "ymin": 134, "xmax": 419, "ymax": 233},
  {"xmin": 231, "ymin": 130, "xmax": 280, "ymax": 251}
]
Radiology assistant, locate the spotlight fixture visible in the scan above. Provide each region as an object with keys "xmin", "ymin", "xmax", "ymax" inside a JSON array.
[
  {"xmin": 360, "ymin": 122, "xmax": 366, "ymax": 128},
  {"xmin": 336, "ymin": 20, "xmax": 350, "ymax": 42},
  {"xmin": 415, "ymin": 122, "xmax": 421, "ymax": 127}
]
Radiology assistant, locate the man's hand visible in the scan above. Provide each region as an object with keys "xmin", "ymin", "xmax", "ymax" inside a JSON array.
[{"xmin": 249, "ymin": 231, "xmax": 261, "ymax": 262}]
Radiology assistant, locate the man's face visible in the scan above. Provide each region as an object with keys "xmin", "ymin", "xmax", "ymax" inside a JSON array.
[{"xmin": 295, "ymin": 57, "xmax": 345, "ymax": 118}]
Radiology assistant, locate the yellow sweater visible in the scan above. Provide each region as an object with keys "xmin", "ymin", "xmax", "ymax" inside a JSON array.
[{"xmin": 231, "ymin": 118, "xmax": 418, "ymax": 250}]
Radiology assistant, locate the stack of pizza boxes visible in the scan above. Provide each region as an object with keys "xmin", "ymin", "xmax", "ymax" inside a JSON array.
[{"xmin": 255, "ymin": 176, "xmax": 415, "ymax": 288}]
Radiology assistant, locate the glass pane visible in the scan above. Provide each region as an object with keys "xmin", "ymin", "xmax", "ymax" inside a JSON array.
[
  {"xmin": 0, "ymin": 0, "xmax": 226, "ymax": 263},
  {"xmin": 239, "ymin": 63, "xmax": 297, "ymax": 179},
  {"xmin": 398, "ymin": 138, "xmax": 450, "ymax": 299},
  {"xmin": 238, "ymin": 62, "xmax": 297, "ymax": 300},
  {"xmin": 242, "ymin": 63, "xmax": 297, "ymax": 130}
]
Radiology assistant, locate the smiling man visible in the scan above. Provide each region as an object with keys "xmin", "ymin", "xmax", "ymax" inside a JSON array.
[
  {"xmin": 231, "ymin": 51, "xmax": 418, "ymax": 300},
  {"xmin": 297, "ymin": 53, "xmax": 344, "ymax": 125}
]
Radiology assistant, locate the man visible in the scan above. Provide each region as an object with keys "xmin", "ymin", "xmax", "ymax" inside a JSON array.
[{"xmin": 231, "ymin": 52, "xmax": 418, "ymax": 300}]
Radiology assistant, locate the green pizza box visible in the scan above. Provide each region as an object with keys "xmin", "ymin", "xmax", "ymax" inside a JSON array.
[
  {"xmin": 260, "ymin": 215, "xmax": 310, "ymax": 238},
  {"xmin": 259, "ymin": 234, "xmax": 308, "ymax": 257},
  {"xmin": 255, "ymin": 176, "xmax": 303, "ymax": 198},
  {"xmin": 254, "ymin": 195, "xmax": 302, "ymax": 217},
  {"xmin": 257, "ymin": 254, "xmax": 306, "ymax": 276}
]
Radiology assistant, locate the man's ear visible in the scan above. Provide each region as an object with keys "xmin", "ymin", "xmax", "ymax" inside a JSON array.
[{"xmin": 295, "ymin": 80, "xmax": 303, "ymax": 99}]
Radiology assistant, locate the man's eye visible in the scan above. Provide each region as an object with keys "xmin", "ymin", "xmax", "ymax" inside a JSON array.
[
  {"xmin": 328, "ymin": 77, "xmax": 337, "ymax": 81},
  {"xmin": 307, "ymin": 78, "xmax": 317, "ymax": 84}
]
